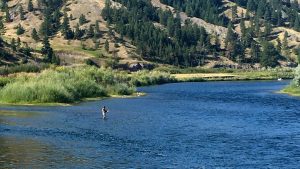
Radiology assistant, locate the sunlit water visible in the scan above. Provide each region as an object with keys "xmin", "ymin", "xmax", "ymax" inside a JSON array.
[{"xmin": 0, "ymin": 81, "xmax": 299, "ymax": 168}]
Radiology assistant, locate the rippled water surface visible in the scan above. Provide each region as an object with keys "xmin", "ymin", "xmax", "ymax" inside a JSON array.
[{"xmin": 0, "ymin": 81, "xmax": 299, "ymax": 168}]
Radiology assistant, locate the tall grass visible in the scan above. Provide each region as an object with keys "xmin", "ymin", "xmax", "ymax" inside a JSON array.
[
  {"xmin": 282, "ymin": 66, "xmax": 300, "ymax": 96},
  {"xmin": 0, "ymin": 66, "xmax": 174, "ymax": 104},
  {"xmin": 130, "ymin": 70, "xmax": 176, "ymax": 86},
  {"xmin": 0, "ymin": 63, "xmax": 50, "ymax": 76}
]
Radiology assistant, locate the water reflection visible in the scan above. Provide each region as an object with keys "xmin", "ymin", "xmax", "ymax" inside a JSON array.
[
  {"xmin": 0, "ymin": 110, "xmax": 41, "ymax": 118},
  {"xmin": 0, "ymin": 137, "xmax": 87, "ymax": 168}
]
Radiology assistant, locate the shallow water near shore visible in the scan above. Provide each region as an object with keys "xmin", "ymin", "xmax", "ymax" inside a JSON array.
[{"xmin": 0, "ymin": 80, "xmax": 299, "ymax": 168}]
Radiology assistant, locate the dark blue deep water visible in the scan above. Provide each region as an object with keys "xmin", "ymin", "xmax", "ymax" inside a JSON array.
[{"xmin": 0, "ymin": 81, "xmax": 299, "ymax": 168}]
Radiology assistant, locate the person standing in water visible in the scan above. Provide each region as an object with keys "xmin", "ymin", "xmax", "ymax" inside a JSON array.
[{"xmin": 101, "ymin": 106, "xmax": 109, "ymax": 119}]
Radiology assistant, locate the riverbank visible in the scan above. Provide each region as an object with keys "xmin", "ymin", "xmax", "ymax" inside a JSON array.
[
  {"xmin": 173, "ymin": 69, "xmax": 294, "ymax": 82},
  {"xmin": 280, "ymin": 66, "xmax": 300, "ymax": 96},
  {"xmin": 0, "ymin": 66, "xmax": 173, "ymax": 106},
  {"xmin": 0, "ymin": 66, "xmax": 295, "ymax": 106},
  {"xmin": 280, "ymin": 87, "xmax": 300, "ymax": 96}
]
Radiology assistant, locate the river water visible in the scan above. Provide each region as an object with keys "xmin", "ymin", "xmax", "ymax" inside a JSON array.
[{"xmin": 0, "ymin": 81, "xmax": 299, "ymax": 168}]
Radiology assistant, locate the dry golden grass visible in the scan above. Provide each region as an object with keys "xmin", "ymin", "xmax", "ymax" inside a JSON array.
[{"xmin": 173, "ymin": 73, "xmax": 237, "ymax": 80}]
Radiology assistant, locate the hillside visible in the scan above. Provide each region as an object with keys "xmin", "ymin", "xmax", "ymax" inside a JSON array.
[{"xmin": 0, "ymin": 0, "xmax": 300, "ymax": 69}]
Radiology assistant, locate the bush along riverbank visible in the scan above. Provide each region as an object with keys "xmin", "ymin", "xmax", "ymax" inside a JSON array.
[
  {"xmin": 154, "ymin": 66, "xmax": 295, "ymax": 82},
  {"xmin": 281, "ymin": 66, "xmax": 300, "ymax": 96},
  {"xmin": 0, "ymin": 66, "xmax": 175, "ymax": 105}
]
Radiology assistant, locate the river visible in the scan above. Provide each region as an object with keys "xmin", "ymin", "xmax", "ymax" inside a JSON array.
[{"xmin": 0, "ymin": 81, "xmax": 299, "ymax": 168}]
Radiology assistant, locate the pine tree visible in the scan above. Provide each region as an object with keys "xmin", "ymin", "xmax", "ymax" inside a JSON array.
[
  {"xmin": 0, "ymin": 0, "xmax": 8, "ymax": 12},
  {"xmin": 264, "ymin": 21, "xmax": 272, "ymax": 37},
  {"xmin": 247, "ymin": 0, "xmax": 256, "ymax": 11},
  {"xmin": 87, "ymin": 24, "xmax": 94, "ymax": 38},
  {"xmin": 240, "ymin": 19, "xmax": 246, "ymax": 38},
  {"xmin": 294, "ymin": 15, "xmax": 300, "ymax": 31},
  {"xmin": 276, "ymin": 38, "xmax": 282, "ymax": 53},
  {"xmin": 225, "ymin": 22, "xmax": 240, "ymax": 59},
  {"xmin": 0, "ymin": 19, "xmax": 4, "ymax": 30},
  {"xmin": 292, "ymin": 0, "xmax": 299, "ymax": 11},
  {"xmin": 250, "ymin": 41, "xmax": 260, "ymax": 63},
  {"xmin": 28, "ymin": 0, "xmax": 34, "ymax": 12},
  {"xmin": 52, "ymin": 9, "xmax": 61, "ymax": 31},
  {"xmin": 94, "ymin": 40, "xmax": 100, "ymax": 49},
  {"xmin": 282, "ymin": 31, "xmax": 290, "ymax": 57},
  {"xmin": 74, "ymin": 23, "xmax": 84, "ymax": 40},
  {"xmin": 19, "ymin": 5, "xmax": 25, "ymax": 20},
  {"xmin": 104, "ymin": 39, "xmax": 109, "ymax": 52},
  {"xmin": 61, "ymin": 12, "xmax": 73, "ymax": 39},
  {"xmin": 16, "ymin": 24, "xmax": 25, "ymax": 35},
  {"xmin": 79, "ymin": 14, "xmax": 87, "ymax": 25},
  {"xmin": 31, "ymin": 28, "xmax": 39, "ymax": 41},
  {"xmin": 260, "ymin": 41, "xmax": 279, "ymax": 68},
  {"xmin": 5, "ymin": 8, "xmax": 11, "ymax": 22},
  {"xmin": 264, "ymin": 8, "xmax": 271, "ymax": 21},
  {"xmin": 102, "ymin": 0, "xmax": 112, "ymax": 23},
  {"xmin": 256, "ymin": 1, "xmax": 266, "ymax": 18},
  {"xmin": 95, "ymin": 21, "xmax": 101, "ymax": 37},
  {"xmin": 17, "ymin": 37, "xmax": 21, "ymax": 48},
  {"xmin": 232, "ymin": 5, "xmax": 238, "ymax": 22},
  {"xmin": 11, "ymin": 38, "xmax": 16, "ymax": 51},
  {"xmin": 39, "ymin": 9, "xmax": 52, "ymax": 36},
  {"xmin": 295, "ymin": 47, "xmax": 300, "ymax": 63},
  {"xmin": 41, "ymin": 35, "xmax": 58, "ymax": 64}
]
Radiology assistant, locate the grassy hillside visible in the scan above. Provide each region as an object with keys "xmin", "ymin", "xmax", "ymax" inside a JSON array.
[{"xmin": 0, "ymin": 0, "xmax": 300, "ymax": 70}]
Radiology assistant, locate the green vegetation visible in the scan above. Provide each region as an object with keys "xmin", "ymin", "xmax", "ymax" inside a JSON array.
[
  {"xmin": 160, "ymin": 0, "xmax": 228, "ymax": 26},
  {"xmin": 0, "ymin": 66, "xmax": 174, "ymax": 104},
  {"xmin": 0, "ymin": 63, "xmax": 50, "ymax": 76},
  {"xmin": 282, "ymin": 66, "xmax": 300, "ymax": 96}
]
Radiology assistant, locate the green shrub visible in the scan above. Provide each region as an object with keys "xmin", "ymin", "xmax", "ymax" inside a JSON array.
[
  {"xmin": 0, "ymin": 63, "xmax": 50, "ymax": 76},
  {"xmin": 0, "ymin": 66, "xmax": 174, "ymax": 104},
  {"xmin": 130, "ymin": 70, "xmax": 175, "ymax": 86}
]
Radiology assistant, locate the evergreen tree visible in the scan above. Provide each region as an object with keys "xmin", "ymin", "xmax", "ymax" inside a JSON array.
[
  {"xmin": 16, "ymin": 24, "xmax": 25, "ymax": 35},
  {"xmin": 74, "ymin": 23, "xmax": 84, "ymax": 40},
  {"xmin": 0, "ymin": 0, "xmax": 8, "ymax": 12},
  {"xmin": 31, "ymin": 28, "xmax": 39, "ymax": 41},
  {"xmin": 39, "ymin": 8, "xmax": 52, "ymax": 36},
  {"xmin": 232, "ymin": 5, "xmax": 238, "ymax": 22},
  {"xmin": 11, "ymin": 38, "xmax": 16, "ymax": 51},
  {"xmin": 19, "ymin": 5, "xmax": 25, "ymax": 20},
  {"xmin": 294, "ymin": 15, "xmax": 300, "ymax": 31},
  {"xmin": 94, "ymin": 40, "xmax": 100, "ymax": 49},
  {"xmin": 260, "ymin": 41, "xmax": 279, "ymax": 68},
  {"xmin": 276, "ymin": 38, "xmax": 282, "ymax": 53},
  {"xmin": 61, "ymin": 12, "xmax": 73, "ymax": 39},
  {"xmin": 282, "ymin": 31, "xmax": 289, "ymax": 57},
  {"xmin": 28, "ymin": 0, "xmax": 34, "ymax": 12},
  {"xmin": 247, "ymin": 0, "xmax": 256, "ymax": 11},
  {"xmin": 41, "ymin": 35, "xmax": 59, "ymax": 64},
  {"xmin": 293, "ymin": 0, "xmax": 299, "ymax": 11},
  {"xmin": 240, "ymin": 19, "xmax": 246, "ymax": 37},
  {"xmin": 294, "ymin": 47, "xmax": 300, "ymax": 63},
  {"xmin": 225, "ymin": 22, "xmax": 240, "ymax": 59},
  {"xmin": 264, "ymin": 21, "xmax": 272, "ymax": 37},
  {"xmin": 95, "ymin": 21, "xmax": 101, "ymax": 37},
  {"xmin": 5, "ymin": 8, "xmax": 11, "ymax": 22},
  {"xmin": 101, "ymin": 0, "xmax": 112, "ymax": 24},
  {"xmin": 0, "ymin": 19, "xmax": 4, "ymax": 30},
  {"xmin": 52, "ymin": 9, "xmax": 61, "ymax": 31},
  {"xmin": 87, "ymin": 24, "xmax": 95, "ymax": 38},
  {"xmin": 17, "ymin": 37, "xmax": 21, "ymax": 48},
  {"xmin": 79, "ymin": 14, "xmax": 87, "ymax": 25},
  {"xmin": 250, "ymin": 41, "xmax": 260, "ymax": 63},
  {"xmin": 104, "ymin": 39, "xmax": 109, "ymax": 52},
  {"xmin": 256, "ymin": 1, "xmax": 266, "ymax": 18}
]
